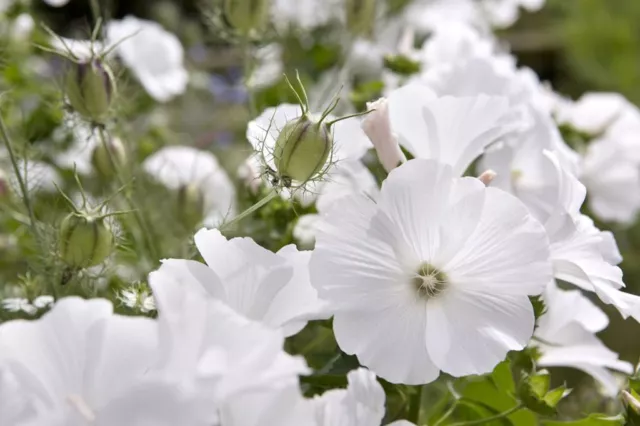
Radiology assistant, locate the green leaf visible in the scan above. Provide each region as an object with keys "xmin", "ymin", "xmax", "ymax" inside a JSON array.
[
  {"xmin": 543, "ymin": 386, "xmax": 570, "ymax": 408},
  {"xmin": 529, "ymin": 370, "xmax": 551, "ymax": 399},
  {"xmin": 383, "ymin": 54, "xmax": 421, "ymax": 76},
  {"xmin": 455, "ymin": 399, "xmax": 514, "ymax": 426},
  {"xmin": 542, "ymin": 414, "xmax": 625, "ymax": 426},
  {"xmin": 517, "ymin": 372, "xmax": 557, "ymax": 416},
  {"xmin": 529, "ymin": 295, "xmax": 547, "ymax": 321},
  {"xmin": 490, "ymin": 360, "xmax": 516, "ymax": 394}
]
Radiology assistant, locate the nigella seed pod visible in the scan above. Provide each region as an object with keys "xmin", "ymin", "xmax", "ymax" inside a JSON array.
[
  {"xmin": 65, "ymin": 58, "xmax": 115, "ymax": 124},
  {"xmin": 223, "ymin": 0, "xmax": 271, "ymax": 35},
  {"xmin": 346, "ymin": 0, "xmax": 377, "ymax": 37},
  {"xmin": 274, "ymin": 116, "xmax": 333, "ymax": 183},
  {"xmin": 59, "ymin": 213, "xmax": 114, "ymax": 268},
  {"xmin": 92, "ymin": 136, "xmax": 127, "ymax": 178},
  {"xmin": 177, "ymin": 183, "xmax": 206, "ymax": 229}
]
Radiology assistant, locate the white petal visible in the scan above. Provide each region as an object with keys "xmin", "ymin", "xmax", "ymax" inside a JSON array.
[{"xmin": 426, "ymin": 290, "xmax": 534, "ymax": 376}]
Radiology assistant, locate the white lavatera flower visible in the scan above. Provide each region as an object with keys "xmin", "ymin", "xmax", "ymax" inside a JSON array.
[
  {"xmin": 484, "ymin": 133, "xmax": 640, "ymax": 322},
  {"xmin": 106, "ymin": 16, "xmax": 188, "ymax": 102},
  {"xmin": 362, "ymin": 97, "xmax": 406, "ymax": 172},
  {"xmin": 0, "ymin": 297, "xmax": 212, "ymax": 426},
  {"xmin": 535, "ymin": 282, "xmax": 632, "ymax": 396},
  {"xmin": 580, "ymin": 135, "xmax": 640, "ymax": 225},
  {"xmin": 310, "ymin": 159, "xmax": 552, "ymax": 384},
  {"xmin": 555, "ymin": 92, "xmax": 631, "ymax": 136},
  {"xmin": 154, "ymin": 228, "xmax": 328, "ymax": 337},
  {"xmin": 482, "ymin": 0, "xmax": 546, "ymax": 28},
  {"xmin": 142, "ymin": 145, "xmax": 236, "ymax": 227},
  {"xmin": 148, "ymin": 271, "xmax": 309, "ymax": 409},
  {"xmin": 387, "ymin": 83, "xmax": 521, "ymax": 176}
]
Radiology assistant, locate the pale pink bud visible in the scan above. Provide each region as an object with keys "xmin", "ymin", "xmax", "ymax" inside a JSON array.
[
  {"xmin": 362, "ymin": 98, "xmax": 406, "ymax": 172},
  {"xmin": 478, "ymin": 169, "xmax": 497, "ymax": 186}
]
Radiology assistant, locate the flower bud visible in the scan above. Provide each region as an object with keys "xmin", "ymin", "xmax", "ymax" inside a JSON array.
[
  {"xmin": 478, "ymin": 169, "xmax": 497, "ymax": 186},
  {"xmin": 362, "ymin": 98, "xmax": 406, "ymax": 172},
  {"xmin": 177, "ymin": 183, "xmax": 205, "ymax": 229},
  {"xmin": 224, "ymin": 0, "xmax": 270, "ymax": 35},
  {"xmin": 59, "ymin": 213, "xmax": 114, "ymax": 268},
  {"xmin": 274, "ymin": 116, "xmax": 333, "ymax": 183},
  {"xmin": 65, "ymin": 58, "xmax": 115, "ymax": 124},
  {"xmin": 345, "ymin": 0, "xmax": 377, "ymax": 37},
  {"xmin": 92, "ymin": 136, "xmax": 127, "ymax": 178}
]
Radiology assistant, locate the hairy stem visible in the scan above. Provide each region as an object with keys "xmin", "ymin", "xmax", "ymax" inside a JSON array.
[{"xmin": 220, "ymin": 189, "xmax": 277, "ymax": 231}]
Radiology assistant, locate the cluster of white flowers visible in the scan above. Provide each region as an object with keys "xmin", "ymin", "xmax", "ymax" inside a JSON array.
[{"xmin": 2, "ymin": 0, "xmax": 640, "ymax": 423}]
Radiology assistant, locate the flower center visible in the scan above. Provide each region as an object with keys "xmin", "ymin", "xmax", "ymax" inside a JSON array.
[{"xmin": 412, "ymin": 263, "xmax": 448, "ymax": 300}]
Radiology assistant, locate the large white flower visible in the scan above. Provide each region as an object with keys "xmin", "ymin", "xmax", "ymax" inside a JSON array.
[
  {"xmin": 154, "ymin": 228, "xmax": 328, "ymax": 337},
  {"xmin": 107, "ymin": 16, "xmax": 188, "ymax": 102},
  {"xmin": 0, "ymin": 297, "xmax": 210, "ymax": 426},
  {"xmin": 535, "ymin": 283, "xmax": 632, "ymax": 396},
  {"xmin": 387, "ymin": 83, "xmax": 520, "ymax": 176},
  {"xmin": 142, "ymin": 145, "xmax": 236, "ymax": 227},
  {"xmin": 310, "ymin": 159, "xmax": 552, "ymax": 384}
]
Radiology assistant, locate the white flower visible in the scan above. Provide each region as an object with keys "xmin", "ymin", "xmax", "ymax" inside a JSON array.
[
  {"xmin": 107, "ymin": 16, "xmax": 188, "ymax": 102},
  {"xmin": 2, "ymin": 154, "xmax": 62, "ymax": 194},
  {"xmin": 404, "ymin": 0, "xmax": 485, "ymax": 34},
  {"xmin": 142, "ymin": 146, "xmax": 236, "ymax": 227},
  {"xmin": 362, "ymin": 98, "xmax": 406, "ymax": 172},
  {"xmin": 580, "ymin": 135, "xmax": 640, "ymax": 224},
  {"xmin": 0, "ymin": 297, "xmax": 211, "ymax": 425},
  {"xmin": 49, "ymin": 36, "xmax": 104, "ymax": 61},
  {"xmin": 535, "ymin": 283, "xmax": 632, "ymax": 396},
  {"xmin": 11, "ymin": 13, "xmax": 34, "ymax": 40},
  {"xmin": 154, "ymin": 228, "xmax": 328, "ymax": 337},
  {"xmin": 149, "ymin": 268, "xmax": 309, "ymax": 408},
  {"xmin": 310, "ymin": 159, "xmax": 552, "ymax": 384},
  {"xmin": 387, "ymin": 83, "xmax": 520, "ymax": 176},
  {"xmin": 42, "ymin": 0, "xmax": 71, "ymax": 7},
  {"xmin": 118, "ymin": 283, "xmax": 156, "ymax": 313},
  {"xmin": 32, "ymin": 295, "xmax": 54, "ymax": 309},
  {"xmin": 313, "ymin": 368, "xmax": 386, "ymax": 426},
  {"xmin": 555, "ymin": 92, "xmax": 630, "ymax": 136},
  {"xmin": 482, "ymin": 0, "xmax": 546, "ymax": 28},
  {"xmin": 271, "ymin": 0, "xmax": 341, "ymax": 30},
  {"xmin": 247, "ymin": 44, "xmax": 283, "ymax": 90},
  {"xmin": 1, "ymin": 298, "xmax": 36, "ymax": 315}
]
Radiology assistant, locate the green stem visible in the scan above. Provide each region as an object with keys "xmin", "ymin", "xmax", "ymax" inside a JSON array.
[
  {"xmin": 0, "ymin": 114, "xmax": 39, "ymax": 240},
  {"xmin": 220, "ymin": 190, "xmax": 277, "ymax": 231},
  {"xmin": 449, "ymin": 404, "xmax": 524, "ymax": 426},
  {"xmin": 96, "ymin": 128, "xmax": 159, "ymax": 261},
  {"xmin": 242, "ymin": 38, "xmax": 257, "ymax": 117},
  {"xmin": 433, "ymin": 401, "xmax": 458, "ymax": 426},
  {"xmin": 408, "ymin": 386, "xmax": 423, "ymax": 424}
]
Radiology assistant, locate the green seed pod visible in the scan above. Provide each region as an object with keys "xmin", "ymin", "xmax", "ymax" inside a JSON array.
[
  {"xmin": 59, "ymin": 213, "xmax": 114, "ymax": 268},
  {"xmin": 224, "ymin": 0, "xmax": 271, "ymax": 35},
  {"xmin": 345, "ymin": 0, "xmax": 377, "ymax": 37},
  {"xmin": 92, "ymin": 136, "xmax": 127, "ymax": 178},
  {"xmin": 274, "ymin": 116, "xmax": 333, "ymax": 183},
  {"xmin": 65, "ymin": 58, "xmax": 115, "ymax": 124},
  {"xmin": 177, "ymin": 183, "xmax": 205, "ymax": 229}
]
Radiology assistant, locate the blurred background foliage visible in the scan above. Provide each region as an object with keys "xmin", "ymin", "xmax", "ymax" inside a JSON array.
[{"xmin": 3, "ymin": 0, "xmax": 640, "ymax": 416}]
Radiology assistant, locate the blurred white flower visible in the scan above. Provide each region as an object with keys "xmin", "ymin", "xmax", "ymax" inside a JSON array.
[
  {"xmin": 0, "ymin": 297, "xmax": 211, "ymax": 425},
  {"xmin": 32, "ymin": 295, "xmax": 54, "ymax": 309},
  {"xmin": 293, "ymin": 213, "xmax": 322, "ymax": 247},
  {"xmin": 310, "ymin": 159, "xmax": 551, "ymax": 384},
  {"xmin": 118, "ymin": 282, "xmax": 156, "ymax": 313},
  {"xmin": 142, "ymin": 146, "xmax": 236, "ymax": 227},
  {"xmin": 535, "ymin": 283, "xmax": 633, "ymax": 397},
  {"xmin": 482, "ymin": 0, "xmax": 546, "ymax": 28},
  {"xmin": 247, "ymin": 44, "xmax": 283, "ymax": 90},
  {"xmin": 581, "ymin": 135, "xmax": 640, "ymax": 224},
  {"xmin": 11, "ymin": 13, "xmax": 34, "ymax": 40},
  {"xmin": 42, "ymin": 0, "xmax": 70, "ymax": 7},
  {"xmin": 271, "ymin": 0, "xmax": 341, "ymax": 30},
  {"xmin": 49, "ymin": 36, "xmax": 104, "ymax": 61},
  {"xmin": 107, "ymin": 16, "xmax": 188, "ymax": 102},
  {"xmin": 155, "ymin": 228, "xmax": 329, "ymax": 336},
  {"xmin": 555, "ymin": 92, "xmax": 631, "ymax": 136},
  {"xmin": 387, "ymin": 83, "xmax": 520, "ymax": 176},
  {"xmin": 4, "ymin": 157, "xmax": 62, "ymax": 195},
  {"xmin": 1, "ymin": 298, "xmax": 36, "ymax": 315}
]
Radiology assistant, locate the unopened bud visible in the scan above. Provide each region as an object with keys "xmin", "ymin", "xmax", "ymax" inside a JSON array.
[
  {"xmin": 59, "ymin": 213, "xmax": 114, "ymax": 268},
  {"xmin": 478, "ymin": 169, "xmax": 497, "ymax": 186},
  {"xmin": 65, "ymin": 58, "xmax": 115, "ymax": 124},
  {"xmin": 177, "ymin": 183, "xmax": 205, "ymax": 229},
  {"xmin": 274, "ymin": 115, "xmax": 333, "ymax": 183},
  {"xmin": 224, "ymin": 0, "xmax": 271, "ymax": 35},
  {"xmin": 362, "ymin": 98, "xmax": 406, "ymax": 172},
  {"xmin": 346, "ymin": 0, "xmax": 377, "ymax": 37},
  {"xmin": 92, "ymin": 136, "xmax": 127, "ymax": 178}
]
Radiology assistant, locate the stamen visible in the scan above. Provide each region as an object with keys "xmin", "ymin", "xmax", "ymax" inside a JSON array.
[{"xmin": 412, "ymin": 263, "xmax": 448, "ymax": 300}]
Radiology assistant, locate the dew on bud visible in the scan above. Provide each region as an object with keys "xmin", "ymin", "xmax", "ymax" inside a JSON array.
[
  {"xmin": 345, "ymin": 0, "xmax": 377, "ymax": 37},
  {"xmin": 177, "ymin": 183, "xmax": 206, "ymax": 229},
  {"xmin": 223, "ymin": 0, "xmax": 271, "ymax": 35},
  {"xmin": 274, "ymin": 116, "xmax": 333, "ymax": 184},
  {"xmin": 92, "ymin": 136, "xmax": 127, "ymax": 178},
  {"xmin": 59, "ymin": 213, "xmax": 114, "ymax": 268},
  {"xmin": 65, "ymin": 58, "xmax": 115, "ymax": 124}
]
